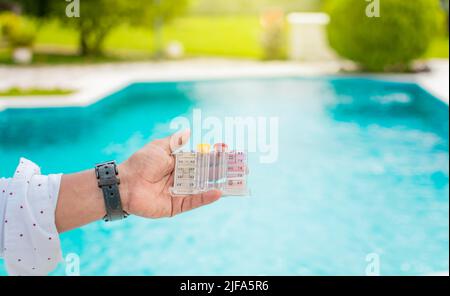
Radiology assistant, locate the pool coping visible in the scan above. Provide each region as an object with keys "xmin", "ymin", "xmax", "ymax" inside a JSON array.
[
  {"xmin": 0, "ymin": 59, "xmax": 448, "ymax": 111},
  {"xmin": 1, "ymin": 59, "xmax": 449, "ymax": 276}
]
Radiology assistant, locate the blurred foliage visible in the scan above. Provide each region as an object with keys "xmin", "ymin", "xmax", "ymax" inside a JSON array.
[
  {"xmin": 5, "ymin": 0, "xmax": 51, "ymax": 16},
  {"xmin": 4, "ymin": 0, "xmax": 189, "ymax": 56},
  {"xmin": 441, "ymin": 0, "xmax": 449, "ymax": 33},
  {"xmin": 326, "ymin": 0, "xmax": 444, "ymax": 72},
  {"xmin": 260, "ymin": 9, "xmax": 285, "ymax": 60},
  {"xmin": 0, "ymin": 0, "xmax": 447, "ymax": 63},
  {"xmin": 8, "ymin": 16, "xmax": 35, "ymax": 47},
  {"xmin": 426, "ymin": 35, "xmax": 449, "ymax": 58},
  {"xmin": 190, "ymin": 0, "xmax": 324, "ymax": 14},
  {"xmin": 441, "ymin": 0, "xmax": 449, "ymax": 12},
  {"xmin": 0, "ymin": 11, "xmax": 18, "ymax": 37},
  {"xmin": 0, "ymin": 11, "xmax": 36, "ymax": 47}
]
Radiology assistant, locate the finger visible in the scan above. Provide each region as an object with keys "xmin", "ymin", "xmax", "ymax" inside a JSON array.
[
  {"xmin": 170, "ymin": 129, "xmax": 191, "ymax": 153},
  {"xmin": 164, "ymin": 172, "xmax": 175, "ymax": 191},
  {"xmin": 171, "ymin": 190, "xmax": 222, "ymax": 216},
  {"xmin": 152, "ymin": 129, "xmax": 191, "ymax": 154}
]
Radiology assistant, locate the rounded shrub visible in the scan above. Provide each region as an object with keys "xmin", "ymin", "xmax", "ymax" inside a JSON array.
[
  {"xmin": 0, "ymin": 13, "xmax": 36, "ymax": 48},
  {"xmin": 326, "ymin": 0, "xmax": 443, "ymax": 71},
  {"xmin": 8, "ymin": 18, "xmax": 36, "ymax": 48},
  {"xmin": 0, "ymin": 12, "xmax": 20, "ymax": 38}
]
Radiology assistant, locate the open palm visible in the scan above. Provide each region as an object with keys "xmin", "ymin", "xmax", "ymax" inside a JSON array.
[{"xmin": 119, "ymin": 130, "xmax": 221, "ymax": 218}]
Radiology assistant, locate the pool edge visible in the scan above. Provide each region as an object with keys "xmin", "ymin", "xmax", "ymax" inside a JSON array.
[{"xmin": 1, "ymin": 59, "xmax": 448, "ymax": 111}]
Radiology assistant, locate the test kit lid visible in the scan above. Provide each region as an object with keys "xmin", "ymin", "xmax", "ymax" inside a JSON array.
[
  {"xmin": 214, "ymin": 143, "xmax": 228, "ymax": 152},
  {"xmin": 197, "ymin": 143, "xmax": 211, "ymax": 153}
]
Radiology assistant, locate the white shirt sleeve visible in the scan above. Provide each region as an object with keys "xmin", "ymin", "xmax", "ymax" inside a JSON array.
[{"xmin": 0, "ymin": 158, "xmax": 63, "ymax": 276}]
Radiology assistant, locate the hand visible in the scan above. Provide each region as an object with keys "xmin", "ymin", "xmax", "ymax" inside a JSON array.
[
  {"xmin": 56, "ymin": 130, "xmax": 220, "ymax": 232},
  {"xmin": 118, "ymin": 130, "xmax": 222, "ymax": 218}
]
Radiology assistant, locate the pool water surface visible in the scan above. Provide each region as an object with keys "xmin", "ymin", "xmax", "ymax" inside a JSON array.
[{"xmin": 0, "ymin": 77, "xmax": 448, "ymax": 275}]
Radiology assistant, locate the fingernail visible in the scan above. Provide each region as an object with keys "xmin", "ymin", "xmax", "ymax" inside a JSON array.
[
  {"xmin": 170, "ymin": 129, "xmax": 191, "ymax": 152},
  {"xmin": 206, "ymin": 189, "xmax": 222, "ymax": 199}
]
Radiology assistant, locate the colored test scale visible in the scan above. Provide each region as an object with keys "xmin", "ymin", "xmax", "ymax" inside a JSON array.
[
  {"xmin": 196, "ymin": 144, "xmax": 211, "ymax": 191},
  {"xmin": 211, "ymin": 143, "xmax": 228, "ymax": 190},
  {"xmin": 171, "ymin": 143, "xmax": 249, "ymax": 197},
  {"xmin": 172, "ymin": 152, "xmax": 197, "ymax": 194},
  {"xmin": 222, "ymin": 150, "xmax": 249, "ymax": 196}
]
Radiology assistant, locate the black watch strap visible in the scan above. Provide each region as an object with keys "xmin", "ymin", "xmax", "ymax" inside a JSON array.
[{"xmin": 95, "ymin": 161, "xmax": 128, "ymax": 222}]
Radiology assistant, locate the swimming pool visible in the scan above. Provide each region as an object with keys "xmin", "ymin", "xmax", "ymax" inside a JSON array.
[{"xmin": 0, "ymin": 77, "xmax": 448, "ymax": 275}]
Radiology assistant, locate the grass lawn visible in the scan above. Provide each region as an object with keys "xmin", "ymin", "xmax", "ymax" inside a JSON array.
[
  {"xmin": 0, "ymin": 87, "xmax": 74, "ymax": 97},
  {"xmin": 0, "ymin": 48, "xmax": 131, "ymax": 65},
  {"xmin": 35, "ymin": 15, "xmax": 263, "ymax": 59}
]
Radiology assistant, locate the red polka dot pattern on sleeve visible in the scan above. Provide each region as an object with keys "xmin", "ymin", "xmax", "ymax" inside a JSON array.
[{"xmin": 2, "ymin": 158, "xmax": 63, "ymax": 276}]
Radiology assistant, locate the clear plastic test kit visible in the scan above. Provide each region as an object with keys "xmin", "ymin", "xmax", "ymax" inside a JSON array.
[{"xmin": 171, "ymin": 143, "xmax": 250, "ymax": 196}]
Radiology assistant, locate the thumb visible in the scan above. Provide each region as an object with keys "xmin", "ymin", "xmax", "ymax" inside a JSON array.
[
  {"xmin": 152, "ymin": 129, "xmax": 191, "ymax": 153},
  {"xmin": 169, "ymin": 129, "xmax": 191, "ymax": 153}
]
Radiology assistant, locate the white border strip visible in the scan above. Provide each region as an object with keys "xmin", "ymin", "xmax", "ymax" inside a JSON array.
[{"xmin": 0, "ymin": 60, "xmax": 448, "ymax": 111}]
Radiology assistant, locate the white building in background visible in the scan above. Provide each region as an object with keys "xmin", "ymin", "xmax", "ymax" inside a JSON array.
[{"xmin": 287, "ymin": 12, "xmax": 336, "ymax": 61}]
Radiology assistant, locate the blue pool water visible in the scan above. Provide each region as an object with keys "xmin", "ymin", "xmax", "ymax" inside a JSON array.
[{"xmin": 0, "ymin": 77, "xmax": 448, "ymax": 275}]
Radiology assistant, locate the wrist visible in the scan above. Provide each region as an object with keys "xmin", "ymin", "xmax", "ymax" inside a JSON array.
[{"xmin": 118, "ymin": 162, "xmax": 132, "ymax": 214}]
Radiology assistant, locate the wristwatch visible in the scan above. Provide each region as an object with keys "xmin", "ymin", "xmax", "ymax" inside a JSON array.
[{"xmin": 95, "ymin": 161, "xmax": 129, "ymax": 222}]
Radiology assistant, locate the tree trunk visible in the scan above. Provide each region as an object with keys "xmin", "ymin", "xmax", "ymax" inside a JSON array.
[
  {"xmin": 91, "ymin": 30, "xmax": 108, "ymax": 56},
  {"xmin": 79, "ymin": 32, "xmax": 89, "ymax": 56},
  {"xmin": 153, "ymin": 17, "xmax": 164, "ymax": 59},
  {"xmin": 79, "ymin": 30, "xmax": 107, "ymax": 57}
]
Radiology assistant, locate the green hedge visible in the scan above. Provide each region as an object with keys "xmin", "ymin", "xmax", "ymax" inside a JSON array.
[
  {"xmin": 326, "ymin": 0, "xmax": 443, "ymax": 71},
  {"xmin": 0, "ymin": 12, "xmax": 36, "ymax": 48}
]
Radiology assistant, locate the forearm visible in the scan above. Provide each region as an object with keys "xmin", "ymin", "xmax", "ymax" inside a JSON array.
[
  {"xmin": 55, "ymin": 166, "xmax": 131, "ymax": 233},
  {"xmin": 0, "ymin": 178, "xmax": 9, "ymax": 258},
  {"xmin": 2, "ymin": 158, "xmax": 63, "ymax": 275}
]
